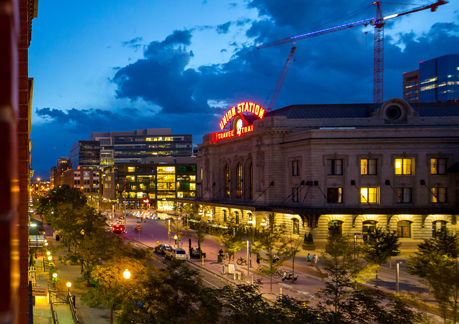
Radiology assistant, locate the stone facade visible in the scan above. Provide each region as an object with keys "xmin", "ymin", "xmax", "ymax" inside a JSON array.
[{"xmin": 195, "ymin": 98, "xmax": 459, "ymax": 249}]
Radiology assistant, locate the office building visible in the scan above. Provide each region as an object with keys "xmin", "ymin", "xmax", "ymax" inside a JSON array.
[
  {"xmin": 90, "ymin": 128, "xmax": 192, "ymax": 165},
  {"xmin": 62, "ymin": 169, "xmax": 101, "ymax": 194},
  {"xmin": 404, "ymin": 54, "xmax": 459, "ymax": 103},
  {"xmin": 102, "ymin": 156, "xmax": 196, "ymax": 209},
  {"xmin": 70, "ymin": 140, "xmax": 100, "ymax": 169}
]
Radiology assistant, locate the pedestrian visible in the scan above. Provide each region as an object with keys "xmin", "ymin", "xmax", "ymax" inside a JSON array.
[
  {"xmin": 307, "ymin": 253, "xmax": 311, "ymax": 266},
  {"xmin": 256, "ymin": 253, "xmax": 260, "ymax": 264},
  {"xmin": 189, "ymin": 238, "xmax": 191, "ymax": 247},
  {"xmin": 313, "ymin": 253, "xmax": 319, "ymax": 266}
]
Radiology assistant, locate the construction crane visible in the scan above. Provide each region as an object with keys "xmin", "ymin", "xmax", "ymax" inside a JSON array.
[
  {"xmin": 257, "ymin": 0, "xmax": 448, "ymax": 103},
  {"xmin": 267, "ymin": 46, "xmax": 296, "ymax": 111}
]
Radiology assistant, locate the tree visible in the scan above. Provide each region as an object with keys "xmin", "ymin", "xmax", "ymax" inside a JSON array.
[
  {"xmin": 253, "ymin": 214, "xmax": 288, "ymax": 294},
  {"xmin": 190, "ymin": 222, "xmax": 207, "ymax": 259},
  {"xmin": 282, "ymin": 233, "xmax": 303, "ymax": 283},
  {"xmin": 117, "ymin": 262, "xmax": 221, "ymax": 324},
  {"xmin": 361, "ymin": 227, "xmax": 401, "ymax": 279},
  {"xmin": 217, "ymin": 226, "xmax": 245, "ymax": 262},
  {"xmin": 82, "ymin": 257, "xmax": 146, "ymax": 324},
  {"xmin": 408, "ymin": 230, "xmax": 459, "ymax": 323}
]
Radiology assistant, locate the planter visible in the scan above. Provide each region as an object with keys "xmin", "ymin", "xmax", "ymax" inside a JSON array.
[{"xmin": 302, "ymin": 243, "xmax": 316, "ymax": 251}]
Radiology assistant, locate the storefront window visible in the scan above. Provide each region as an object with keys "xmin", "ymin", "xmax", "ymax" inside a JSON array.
[
  {"xmin": 362, "ymin": 220, "xmax": 377, "ymax": 240},
  {"xmin": 328, "ymin": 220, "xmax": 343, "ymax": 237},
  {"xmin": 397, "ymin": 221, "xmax": 411, "ymax": 238},
  {"xmin": 432, "ymin": 220, "xmax": 447, "ymax": 238},
  {"xmin": 292, "ymin": 219, "xmax": 300, "ymax": 235}
]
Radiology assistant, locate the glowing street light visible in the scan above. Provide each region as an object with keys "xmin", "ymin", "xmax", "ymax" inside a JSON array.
[
  {"xmin": 123, "ymin": 269, "xmax": 131, "ymax": 279},
  {"xmin": 48, "ymin": 256, "xmax": 52, "ymax": 261},
  {"xmin": 66, "ymin": 282, "xmax": 72, "ymax": 291},
  {"xmin": 46, "ymin": 251, "xmax": 51, "ymax": 256},
  {"xmin": 52, "ymin": 273, "xmax": 58, "ymax": 278}
]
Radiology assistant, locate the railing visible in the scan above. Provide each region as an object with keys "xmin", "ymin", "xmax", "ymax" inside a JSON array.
[
  {"xmin": 50, "ymin": 295, "xmax": 60, "ymax": 324},
  {"xmin": 68, "ymin": 292, "xmax": 79, "ymax": 324}
]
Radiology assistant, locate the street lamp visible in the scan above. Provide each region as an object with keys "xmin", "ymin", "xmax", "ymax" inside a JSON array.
[
  {"xmin": 123, "ymin": 269, "xmax": 131, "ymax": 279},
  {"xmin": 47, "ymin": 251, "xmax": 51, "ymax": 256},
  {"xmin": 48, "ymin": 256, "xmax": 52, "ymax": 261},
  {"xmin": 174, "ymin": 235, "xmax": 178, "ymax": 247},
  {"xmin": 242, "ymin": 238, "xmax": 250, "ymax": 282},
  {"xmin": 66, "ymin": 282, "xmax": 71, "ymax": 292}
]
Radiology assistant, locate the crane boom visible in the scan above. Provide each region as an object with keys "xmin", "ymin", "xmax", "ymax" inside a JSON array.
[
  {"xmin": 268, "ymin": 46, "xmax": 296, "ymax": 111},
  {"xmin": 257, "ymin": 18, "xmax": 375, "ymax": 49},
  {"xmin": 256, "ymin": 0, "xmax": 448, "ymax": 103}
]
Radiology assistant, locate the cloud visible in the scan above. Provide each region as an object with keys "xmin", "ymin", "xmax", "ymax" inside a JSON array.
[
  {"xmin": 216, "ymin": 22, "xmax": 231, "ymax": 34},
  {"xmin": 122, "ymin": 37, "xmax": 143, "ymax": 51}
]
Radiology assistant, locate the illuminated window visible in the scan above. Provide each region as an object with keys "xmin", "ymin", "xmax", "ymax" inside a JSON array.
[
  {"xmin": 397, "ymin": 187, "xmax": 412, "ymax": 203},
  {"xmin": 327, "ymin": 159, "xmax": 343, "ymax": 175},
  {"xmin": 136, "ymin": 192, "xmax": 146, "ymax": 199},
  {"xmin": 148, "ymin": 193, "xmax": 155, "ymax": 199},
  {"xmin": 177, "ymin": 192, "xmax": 184, "ymax": 198},
  {"xmin": 327, "ymin": 188, "xmax": 343, "ymax": 203},
  {"xmin": 432, "ymin": 187, "xmax": 447, "ymax": 203},
  {"xmin": 224, "ymin": 164, "xmax": 230, "ymax": 198},
  {"xmin": 360, "ymin": 187, "xmax": 379, "ymax": 204},
  {"xmin": 292, "ymin": 187, "xmax": 299, "ymax": 202},
  {"xmin": 126, "ymin": 176, "xmax": 135, "ymax": 182},
  {"xmin": 190, "ymin": 175, "xmax": 196, "ymax": 182},
  {"xmin": 190, "ymin": 183, "xmax": 196, "ymax": 190},
  {"xmin": 397, "ymin": 221, "xmax": 411, "ymax": 238},
  {"xmin": 431, "ymin": 158, "xmax": 447, "ymax": 175},
  {"xmin": 292, "ymin": 219, "xmax": 299, "ymax": 235},
  {"xmin": 139, "ymin": 183, "xmax": 146, "ymax": 190},
  {"xmin": 395, "ymin": 158, "xmax": 414, "ymax": 175},
  {"xmin": 236, "ymin": 163, "xmax": 242, "ymax": 198},
  {"xmin": 361, "ymin": 159, "xmax": 377, "ymax": 175},
  {"xmin": 128, "ymin": 167, "xmax": 135, "ymax": 172},
  {"xmin": 292, "ymin": 160, "xmax": 299, "ymax": 176}
]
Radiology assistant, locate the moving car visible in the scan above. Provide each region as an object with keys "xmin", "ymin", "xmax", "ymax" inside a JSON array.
[
  {"xmin": 155, "ymin": 244, "xmax": 171, "ymax": 255},
  {"xmin": 112, "ymin": 224, "xmax": 125, "ymax": 234}
]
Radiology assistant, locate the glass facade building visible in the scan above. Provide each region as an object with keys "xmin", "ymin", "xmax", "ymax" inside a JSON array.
[
  {"xmin": 90, "ymin": 129, "xmax": 193, "ymax": 165},
  {"xmin": 70, "ymin": 140, "xmax": 101, "ymax": 169},
  {"xmin": 420, "ymin": 54, "xmax": 459, "ymax": 102}
]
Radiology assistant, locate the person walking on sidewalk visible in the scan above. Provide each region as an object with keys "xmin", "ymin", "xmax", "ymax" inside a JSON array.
[
  {"xmin": 307, "ymin": 253, "xmax": 312, "ymax": 266},
  {"xmin": 313, "ymin": 253, "xmax": 319, "ymax": 266},
  {"xmin": 256, "ymin": 253, "xmax": 260, "ymax": 264}
]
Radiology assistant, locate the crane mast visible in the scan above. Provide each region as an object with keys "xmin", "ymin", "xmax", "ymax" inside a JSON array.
[
  {"xmin": 268, "ymin": 46, "xmax": 296, "ymax": 111},
  {"xmin": 257, "ymin": 0, "xmax": 448, "ymax": 104}
]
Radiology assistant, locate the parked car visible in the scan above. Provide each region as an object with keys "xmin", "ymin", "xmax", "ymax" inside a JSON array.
[
  {"xmin": 155, "ymin": 244, "xmax": 171, "ymax": 255},
  {"xmin": 112, "ymin": 224, "xmax": 125, "ymax": 234},
  {"xmin": 171, "ymin": 248, "xmax": 187, "ymax": 261},
  {"xmin": 165, "ymin": 248, "xmax": 174, "ymax": 260}
]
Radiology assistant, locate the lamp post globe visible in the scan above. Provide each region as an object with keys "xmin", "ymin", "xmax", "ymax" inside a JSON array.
[
  {"xmin": 52, "ymin": 273, "xmax": 57, "ymax": 278},
  {"xmin": 46, "ymin": 251, "xmax": 51, "ymax": 256},
  {"xmin": 48, "ymin": 256, "xmax": 52, "ymax": 261},
  {"xmin": 123, "ymin": 269, "xmax": 131, "ymax": 279}
]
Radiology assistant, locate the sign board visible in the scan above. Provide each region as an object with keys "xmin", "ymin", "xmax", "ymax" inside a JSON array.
[
  {"xmin": 219, "ymin": 101, "xmax": 265, "ymax": 130},
  {"xmin": 228, "ymin": 263, "xmax": 235, "ymax": 274}
]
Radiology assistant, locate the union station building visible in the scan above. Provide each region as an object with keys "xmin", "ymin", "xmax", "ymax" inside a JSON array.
[{"xmin": 194, "ymin": 99, "xmax": 459, "ymax": 249}]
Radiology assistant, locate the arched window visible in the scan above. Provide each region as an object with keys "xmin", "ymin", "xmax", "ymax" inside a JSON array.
[
  {"xmin": 235, "ymin": 211, "xmax": 239, "ymax": 224},
  {"xmin": 236, "ymin": 162, "xmax": 242, "ymax": 198},
  {"xmin": 397, "ymin": 220, "xmax": 411, "ymax": 238},
  {"xmin": 432, "ymin": 220, "xmax": 447, "ymax": 238},
  {"xmin": 362, "ymin": 220, "xmax": 377, "ymax": 240},
  {"xmin": 224, "ymin": 164, "xmax": 230, "ymax": 198},
  {"xmin": 292, "ymin": 219, "xmax": 300, "ymax": 235},
  {"xmin": 328, "ymin": 220, "xmax": 343, "ymax": 237},
  {"xmin": 249, "ymin": 162, "xmax": 253, "ymax": 200},
  {"xmin": 223, "ymin": 209, "xmax": 227, "ymax": 222}
]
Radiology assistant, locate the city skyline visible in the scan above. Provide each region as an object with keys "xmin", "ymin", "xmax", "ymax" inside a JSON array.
[{"xmin": 29, "ymin": 0, "xmax": 459, "ymax": 178}]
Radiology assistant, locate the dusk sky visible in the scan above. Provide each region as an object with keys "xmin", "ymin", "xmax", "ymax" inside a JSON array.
[{"xmin": 30, "ymin": 0, "xmax": 459, "ymax": 179}]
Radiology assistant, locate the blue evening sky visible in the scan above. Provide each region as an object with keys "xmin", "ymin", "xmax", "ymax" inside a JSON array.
[{"xmin": 29, "ymin": 0, "xmax": 459, "ymax": 178}]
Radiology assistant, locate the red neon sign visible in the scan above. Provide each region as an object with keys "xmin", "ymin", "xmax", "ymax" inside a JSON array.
[
  {"xmin": 219, "ymin": 102, "xmax": 265, "ymax": 130},
  {"xmin": 213, "ymin": 125, "xmax": 254, "ymax": 142}
]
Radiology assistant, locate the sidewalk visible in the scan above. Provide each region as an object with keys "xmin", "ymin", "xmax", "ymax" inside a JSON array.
[{"xmin": 39, "ymin": 221, "xmax": 116, "ymax": 324}]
